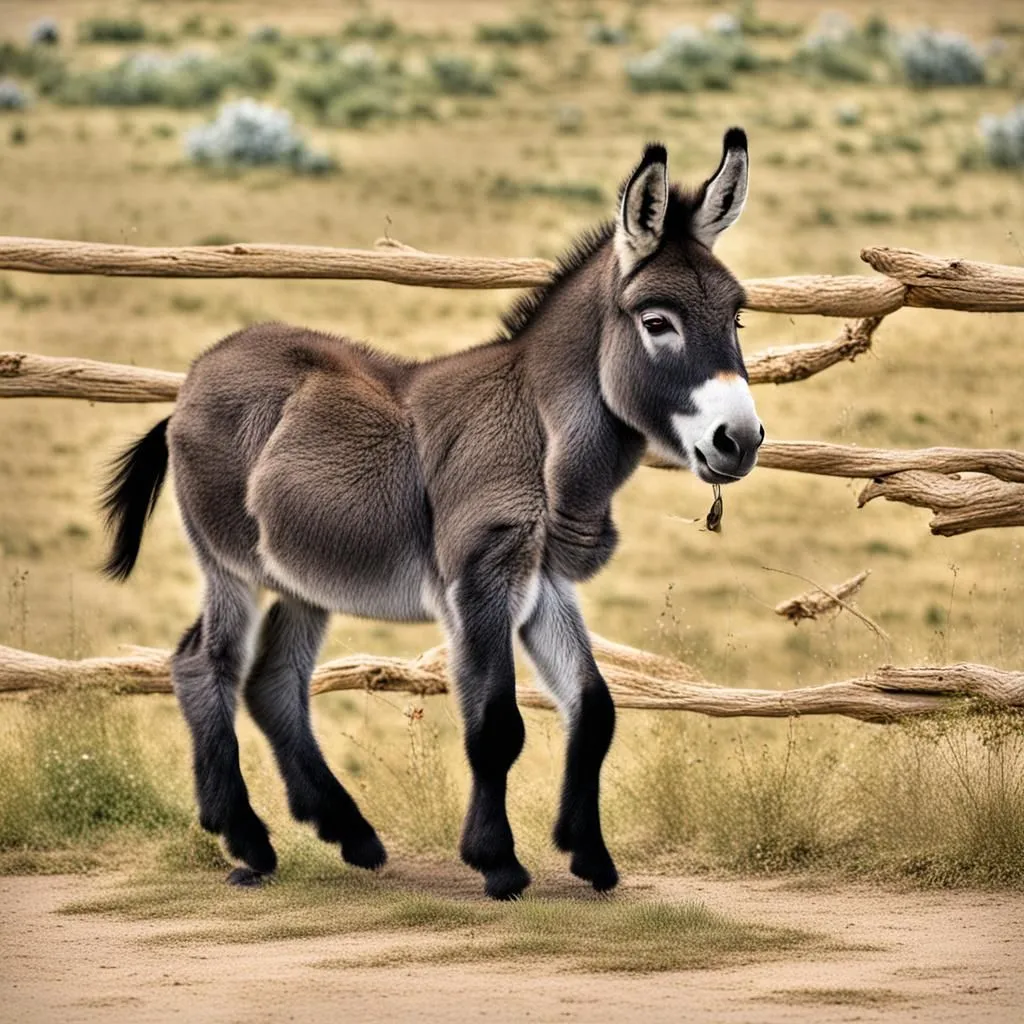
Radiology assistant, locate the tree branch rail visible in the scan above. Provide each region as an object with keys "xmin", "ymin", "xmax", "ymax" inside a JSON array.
[
  {"xmin": 0, "ymin": 238, "xmax": 1021, "ymax": 316},
  {"xmin": 2, "ymin": 639, "xmax": 1022, "ymax": 724}
]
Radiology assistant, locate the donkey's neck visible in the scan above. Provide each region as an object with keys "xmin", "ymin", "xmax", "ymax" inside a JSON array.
[{"xmin": 515, "ymin": 243, "xmax": 645, "ymax": 493}]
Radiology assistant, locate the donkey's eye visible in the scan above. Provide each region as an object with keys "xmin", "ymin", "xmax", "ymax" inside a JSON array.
[
  {"xmin": 734, "ymin": 313, "xmax": 744, "ymax": 329},
  {"xmin": 641, "ymin": 313, "xmax": 672, "ymax": 336}
]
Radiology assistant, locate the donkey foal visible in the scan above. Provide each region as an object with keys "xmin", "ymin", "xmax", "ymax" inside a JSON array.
[{"xmin": 101, "ymin": 130, "xmax": 763, "ymax": 899}]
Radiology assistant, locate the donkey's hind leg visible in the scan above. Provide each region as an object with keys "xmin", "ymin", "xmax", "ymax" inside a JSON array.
[
  {"xmin": 244, "ymin": 597, "xmax": 386, "ymax": 870},
  {"xmin": 519, "ymin": 573, "xmax": 618, "ymax": 892},
  {"xmin": 172, "ymin": 567, "xmax": 276, "ymax": 886}
]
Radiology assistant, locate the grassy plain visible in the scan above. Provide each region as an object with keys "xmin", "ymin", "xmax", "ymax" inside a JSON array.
[{"xmin": 0, "ymin": 0, "xmax": 1023, "ymax": 905}]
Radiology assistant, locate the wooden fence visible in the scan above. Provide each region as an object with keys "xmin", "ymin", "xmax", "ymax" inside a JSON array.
[{"xmin": 1, "ymin": 236, "xmax": 1023, "ymax": 720}]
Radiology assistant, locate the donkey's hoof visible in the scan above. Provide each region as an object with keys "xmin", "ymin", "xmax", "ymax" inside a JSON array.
[
  {"xmin": 342, "ymin": 829, "xmax": 388, "ymax": 871},
  {"xmin": 226, "ymin": 866, "xmax": 269, "ymax": 888},
  {"xmin": 570, "ymin": 849, "xmax": 619, "ymax": 893},
  {"xmin": 484, "ymin": 862, "xmax": 531, "ymax": 901}
]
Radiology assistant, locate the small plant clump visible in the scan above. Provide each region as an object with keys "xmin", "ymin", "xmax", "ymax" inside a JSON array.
[
  {"xmin": 78, "ymin": 16, "xmax": 147, "ymax": 44},
  {"xmin": 897, "ymin": 28, "xmax": 986, "ymax": 87},
  {"xmin": 57, "ymin": 49, "xmax": 276, "ymax": 109},
  {"xmin": 792, "ymin": 12, "xmax": 878, "ymax": 82},
  {"xmin": 0, "ymin": 78, "xmax": 28, "ymax": 111},
  {"xmin": 625, "ymin": 24, "xmax": 759, "ymax": 93},
  {"xmin": 248, "ymin": 25, "xmax": 282, "ymax": 45},
  {"xmin": 475, "ymin": 16, "xmax": 553, "ymax": 46},
  {"xmin": 979, "ymin": 105, "xmax": 1024, "ymax": 168},
  {"xmin": 184, "ymin": 98, "xmax": 337, "ymax": 174},
  {"xmin": 429, "ymin": 54, "xmax": 497, "ymax": 96},
  {"xmin": 585, "ymin": 21, "xmax": 629, "ymax": 46},
  {"xmin": 29, "ymin": 18, "xmax": 60, "ymax": 46}
]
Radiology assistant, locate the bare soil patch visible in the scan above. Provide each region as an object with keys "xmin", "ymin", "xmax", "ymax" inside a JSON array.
[{"xmin": 2, "ymin": 870, "xmax": 1021, "ymax": 1024}]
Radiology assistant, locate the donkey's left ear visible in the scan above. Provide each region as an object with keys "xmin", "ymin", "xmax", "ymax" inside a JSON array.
[
  {"xmin": 615, "ymin": 143, "xmax": 669, "ymax": 275},
  {"xmin": 692, "ymin": 127, "xmax": 749, "ymax": 250}
]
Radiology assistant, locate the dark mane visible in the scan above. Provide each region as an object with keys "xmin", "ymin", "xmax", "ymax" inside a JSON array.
[
  {"xmin": 495, "ymin": 221, "xmax": 614, "ymax": 342},
  {"xmin": 495, "ymin": 185, "xmax": 705, "ymax": 343}
]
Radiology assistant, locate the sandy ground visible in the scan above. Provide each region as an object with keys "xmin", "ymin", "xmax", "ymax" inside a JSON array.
[{"xmin": 1, "ymin": 872, "xmax": 1022, "ymax": 1024}]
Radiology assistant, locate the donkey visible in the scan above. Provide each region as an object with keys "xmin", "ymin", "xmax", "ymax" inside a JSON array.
[{"xmin": 101, "ymin": 129, "xmax": 762, "ymax": 900}]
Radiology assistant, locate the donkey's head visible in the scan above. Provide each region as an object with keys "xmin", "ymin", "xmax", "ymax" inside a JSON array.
[{"xmin": 599, "ymin": 129, "xmax": 763, "ymax": 484}]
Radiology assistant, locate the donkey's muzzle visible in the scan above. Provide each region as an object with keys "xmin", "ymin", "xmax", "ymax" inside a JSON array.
[{"xmin": 693, "ymin": 417, "xmax": 763, "ymax": 482}]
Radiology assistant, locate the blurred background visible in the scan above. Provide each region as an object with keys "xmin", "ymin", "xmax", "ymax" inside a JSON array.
[{"xmin": 0, "ymin": 1, "xmax": 1022, "ymax": 884}]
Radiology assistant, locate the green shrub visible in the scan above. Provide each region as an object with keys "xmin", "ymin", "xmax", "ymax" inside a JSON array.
[
  {"xmin": 792, "ymin": 13, "xmax": 876, "ymax": 82},
  {"xmin": 341, "ymin": 14, "xmax": 399, "ymax": 41},
  {"xmin": 0, "ymin": 695, "xmax": 185, "ymax": 850},
  {"xmin": 475, "ymin": 16, "xmax": 553, "ymax": 45},
  {"xmin": 57, "ymin": 49, "xmax": 276, "ymax": 109},
  {"xmin": 429, "ymin": 54, "xmax": 497, "ymax": 96},
  {"xmin": 625, "ymin": 25, "xmax": 759, "ymax": 93},
  {"xmin": 0, "ymin": 42, "xmax": 65, "ymax": 94},
  {"xmin": 78, "ymin": 16, "xmax": 147, "ymax": 44}
]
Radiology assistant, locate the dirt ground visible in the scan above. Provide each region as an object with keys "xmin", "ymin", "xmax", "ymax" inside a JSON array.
[{"xmin": 2, "ymin": 872, "xmax": 1021, "ymax": 1024}]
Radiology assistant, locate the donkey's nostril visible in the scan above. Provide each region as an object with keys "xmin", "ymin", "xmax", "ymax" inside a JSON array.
[
  {"xmin": 758, "ymin": 423, "xmax": 765, "ymax": 446},
  {"xmin": 712, "ymin": 424, "xmax": 740, "ymax": 459}
]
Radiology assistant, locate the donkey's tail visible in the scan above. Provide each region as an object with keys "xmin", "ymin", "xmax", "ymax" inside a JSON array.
[{"xmin": 100, "ymin": 417, "xmax": 171, "ymax": 581}]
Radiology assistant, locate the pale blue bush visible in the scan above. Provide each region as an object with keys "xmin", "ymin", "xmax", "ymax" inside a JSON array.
[
  {"xmin": 185, "ymin": 98, "xmax": 336, "ymax": 173},
  {"xmin": 29, "ymin": 18, "xmax": 60, "ymax": 46},
  {"xmin": 794, "ymin": 12, "xmax": 874, "ymax": 82},
  {"xmin": 0, "ymin": 79, "xmax": 28, "ymax": 110},
  {"xmin": 897, "ymin": 29, "xmax": 985, "ymax": 87},
  {"xmin": 979, "ymin": 105, "xmax": 1024, "ymax": 168},
  {"xmin": 626, "ymin": 25, "xmax": 758, "ymax": 92}
]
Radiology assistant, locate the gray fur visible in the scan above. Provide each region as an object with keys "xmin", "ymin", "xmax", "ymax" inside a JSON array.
[{"xmin": 105, "ymin": 132, "xmax": 763, "ymax": 899}]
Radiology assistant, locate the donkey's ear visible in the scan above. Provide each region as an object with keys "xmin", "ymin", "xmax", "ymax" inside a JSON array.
[
  {"xmin": 615, "ymin": 143, "xmax": 668, "ymax": 274},
  {"xmin": 692, "ymin": 127, "xmax": 749, "ymax": 250}
]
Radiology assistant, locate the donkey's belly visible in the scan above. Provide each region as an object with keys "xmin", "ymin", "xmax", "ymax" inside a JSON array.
[{"xmin": 259, "ymin": 530, "xmax": 438, "ymax": 623}]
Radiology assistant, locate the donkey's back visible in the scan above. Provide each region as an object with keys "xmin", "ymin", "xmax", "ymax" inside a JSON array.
[{"xmin": 169, "ymin": 323, "xmax": 437, "ymax": 620}]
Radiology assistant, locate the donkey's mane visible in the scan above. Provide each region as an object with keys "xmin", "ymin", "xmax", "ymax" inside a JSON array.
[
  {"xmin": 494, "ymin": 221, "xmax": 614, "ymax": 342},
  {"xmin": 494, "ymin": 185, "xmax": 703, "ymax": 344}
]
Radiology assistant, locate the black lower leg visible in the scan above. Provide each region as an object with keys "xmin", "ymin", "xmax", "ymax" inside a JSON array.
[
  {"xmin": 173, "ymin": 594, "xmax": 276, "ymax": 883},
  {"xmin": 244, "ymin": 600, "xmax": 385, "ymax": 870},
  {"xmin": 554, "ymin": 681, "xmax": 618, "ymax": 891},
  {"xmin": 460, "ymin": 697, "xmax": 530, "ymax": 899}
]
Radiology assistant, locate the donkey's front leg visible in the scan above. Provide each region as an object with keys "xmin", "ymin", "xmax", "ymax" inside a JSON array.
[
  {"xmin": 519, "ymin": 573, "xmax": 618, "ymax": 891},
  {"xmin": 447, "ymin": 564, "xmax": 531, "ymax": 900}
]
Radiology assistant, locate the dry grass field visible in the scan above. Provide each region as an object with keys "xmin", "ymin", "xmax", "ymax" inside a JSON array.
[{"xmin": 1, "ymin": 1, "xmax": 1023, "ymax": 1019}]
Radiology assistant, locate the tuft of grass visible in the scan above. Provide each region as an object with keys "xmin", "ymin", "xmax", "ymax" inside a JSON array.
[
  {"xmin": 766, "ymin": 987, "xmax": 907, "ymax": 1007},
  {"xmin": 0, "ymin": 694, "xmax": 186, "ymax": 852},
  {"xmin": 355, "ymin": 712, "xmax": 463, "ymax": 856},
  {"xmin": 853, "ymin": 711, "xmax": 1024, "ymax": 887}
]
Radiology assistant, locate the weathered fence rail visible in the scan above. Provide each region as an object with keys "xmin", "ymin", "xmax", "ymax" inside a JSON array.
[
  {"xmin": 4, "ymin": 640, "xmax": 1022, "ymax": 723},
  {"xmin": 1, "ymin": 238, "xmax": 1021, "ymax": 716},
  {"xmin": 1, "ymin": 238, "xmax": 1023, "ymax": 315}
]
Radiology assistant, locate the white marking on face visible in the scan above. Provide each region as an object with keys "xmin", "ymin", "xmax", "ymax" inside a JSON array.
[{"xmin": 671, "ymin": 374, "xmax": 761, "ymax": 483}]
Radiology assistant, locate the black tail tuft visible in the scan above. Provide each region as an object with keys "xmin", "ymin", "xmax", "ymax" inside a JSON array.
[{"xmin": 100, "ymin": 417, "xmax": 170, "ymax": 581}]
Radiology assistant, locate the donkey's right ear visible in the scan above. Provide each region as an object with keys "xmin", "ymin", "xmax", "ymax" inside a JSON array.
[{"xmin": 615, "ymin": 143, "xmax": 668, "ymax": 275}]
